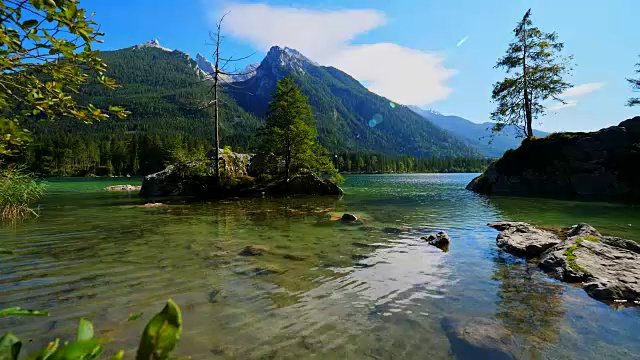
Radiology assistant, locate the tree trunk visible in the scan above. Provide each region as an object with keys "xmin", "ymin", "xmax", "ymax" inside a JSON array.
[{"xmin": 522, "ymin": 22, "xmax": 533, "ymax": 139}]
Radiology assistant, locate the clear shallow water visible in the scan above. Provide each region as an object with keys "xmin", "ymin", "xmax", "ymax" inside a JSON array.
[{"xmin": 1, "ymin": 174, "xmax": 639, "ymax": 359}]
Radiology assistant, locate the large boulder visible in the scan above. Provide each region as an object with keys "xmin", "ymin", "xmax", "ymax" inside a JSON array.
[
  {"xmin": 488, "ymin": 222, "xmax": 561, "ymax": 257},
  {"xmin": 441, "ymin": 316, "xmax": 520, "ymax": 360},
  {"xmin": 467, "ymin": 116, "xmax": 640, "ymax": 201},
  {"xmin": 490, "ymin": 222, "xmax": 640, "ymax": 303}
]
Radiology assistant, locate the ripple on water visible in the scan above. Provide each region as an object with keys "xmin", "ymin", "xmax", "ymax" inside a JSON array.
[{"xmin": 1, "ymin": 174, "xmax": 639, "ymax": 359}]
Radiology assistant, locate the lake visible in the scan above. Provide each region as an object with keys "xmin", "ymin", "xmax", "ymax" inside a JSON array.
[{"xmin": 1, "ymin": 174, "xmax": 639, "ymax": 359}]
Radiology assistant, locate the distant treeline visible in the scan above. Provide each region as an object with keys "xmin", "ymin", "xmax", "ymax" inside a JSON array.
[
  {"xmin": 15, "ymin": 130, "xmax": 491, "ymax": 177},
  {"xmin": 331, "ymin": 153, "xmax": 492, "ymax": 174}
]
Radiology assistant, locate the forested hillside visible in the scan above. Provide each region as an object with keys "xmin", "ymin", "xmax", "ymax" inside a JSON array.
[
  {"xmin": 227, "ymin": 46, "xmax": 479, "ymax": 158},
  {"xmin": 22, "ymin": 47, "xmax": 261, "ymax": 176},
  {"xmin": 19, "ymin": 45, "xmax": 483, "ymax": 177}
]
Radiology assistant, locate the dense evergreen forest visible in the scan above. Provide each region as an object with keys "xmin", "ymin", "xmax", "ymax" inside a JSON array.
[{"xmin": 12, "ymin": 46, "xmax": 491, "ymax": 177}]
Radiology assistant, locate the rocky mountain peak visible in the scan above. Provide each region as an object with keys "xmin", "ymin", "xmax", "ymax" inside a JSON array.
[
  {"xmin": 258, "ymin": 46, "xmax": 317, "ymax": 79},
  {"xmin": 133, "ymin": 39, "xmax": 172, "ymax": 52}
]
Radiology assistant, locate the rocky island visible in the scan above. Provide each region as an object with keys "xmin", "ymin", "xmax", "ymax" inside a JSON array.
[
  {"xmin": 140, "ymin": 150, "xmax": 343, "ymax": 198},
  {"xmin": 467, "ymin": 117, "xmax": 640, "ymax": 201}
]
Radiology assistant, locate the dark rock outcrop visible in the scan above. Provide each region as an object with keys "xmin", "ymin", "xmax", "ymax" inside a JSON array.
[
  {"xmin": 467, "ymin": 117, "xmax": 640, "ymax": 201},
  {"xmin": 421, "ymin": 231, "xmax": 451, "ymax": 251},
  {"xmin": 490, "ymin": 221, "xmax": 640, "ymax": 304},
  {"xmin": 266, "ymin": 172, "xmax": 343, "ymax": 196},
  {"xmin": 441, "ymin": 316, "xmax": 520, "ymax": 360}
]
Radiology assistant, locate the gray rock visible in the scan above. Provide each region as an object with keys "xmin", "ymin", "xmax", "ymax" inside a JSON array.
[
  {"xmin": 488, "ymin": 222, "xmax": 561, "ymax": 257},
  {"xmin": 267, "ymin": 172, "xmax": 343, "ymax": 196},
  {"xmin": 491, "ymin": 222, "xmax": 640, "ymax": 303},
  {"xmin": 421, "ymin": 231, "xmax": 451, "ymax": 250},
  {"xmin": 104, "ymin": 185, "xmax": 141, "ymax": 191},
  {"xmin": 441, "ymin": 316, "xmax": 519, "ymax": 360}
]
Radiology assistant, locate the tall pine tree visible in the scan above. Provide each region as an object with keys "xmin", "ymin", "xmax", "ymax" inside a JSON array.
[
  {"xmin": 491, "ymin": 9, "xmax": 573, "ymax": 139},
  {"xmin": 259, "ymin": 77, "xmax": 335, "ymax": 181}
]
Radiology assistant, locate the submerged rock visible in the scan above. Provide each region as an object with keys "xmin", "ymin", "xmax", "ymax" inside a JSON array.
[
  {"xmin": 341, "ymin": 213, "xmax": 358, "ymax": 222},
  {"xmin": 382, "ymin": 226, "xmax": 411, "ymax": 234},
  {"xmin": 488, "ymin": 222, "xmax": 561, "ymax": 257},
  {"xmin": 239, "ymin": 245, "xmax": 270, "ymax": 256},
  {"xmin": 104, "ymin": 185, "xmax": 141, "ymax": 191},
  {"xmin": 441, "ymin": 316, "xmax": 520, "ymax": 360},
  {"xmin": 490, "ymin": 221, "xmax": 640, "ymax": 303},
  {"xmin": 467, "ymin": 116, "xmax": 640, "ymax": 201},
  {"xmin": 421, "ymin": 231, "xmax": 451, "ymax": 251}
]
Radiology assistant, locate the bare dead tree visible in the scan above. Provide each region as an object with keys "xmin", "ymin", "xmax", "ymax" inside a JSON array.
[{"xmin": 206, "ymin": 14, "xmax": 255, "ymax": 181}]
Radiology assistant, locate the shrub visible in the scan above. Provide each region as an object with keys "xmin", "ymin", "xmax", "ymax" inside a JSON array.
[{"xmin": 0, "ymin": 166, "xmax": 45, "ymax": 221}]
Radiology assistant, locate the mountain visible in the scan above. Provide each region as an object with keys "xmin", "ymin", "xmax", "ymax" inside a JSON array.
[
  {"xmin": 409, "ymin": 107, "xmax": 549, "ymax": 158},
  {"xmin": 195, "ymin": 53, "xmax": 258, "ymax": 83},
  {"xmin": 23, "ymin": 40, "xmax": 481, "ymax": 176},
  {"xmin": 224, "ymin": 46, "xmax": 478, "ymax": 158}
]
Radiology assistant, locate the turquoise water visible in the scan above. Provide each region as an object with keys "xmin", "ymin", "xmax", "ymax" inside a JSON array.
[{"xmin": 1, "ymin": 174, "xmax": 639, "ymax": 359}]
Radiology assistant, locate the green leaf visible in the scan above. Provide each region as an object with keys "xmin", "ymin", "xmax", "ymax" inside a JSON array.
[
  {"xmin": 111, "ymin": 350, "xmax": 125, "ymax": 360},
  {"xmin": 0, "ymin": 307, "xmax": 48, "ymax": 317},
  {"xmin": 46, "ymin": 339, "xmax": 103, "ymax": 360},
  {"xmin": 76, "ymin": 319, "xmax": 94, "ymax": 341},
  {"xmin": 22, "ymin": 20, "xmax": 39, "ymax": 28},
  {"xmin": 127, "ymin": 312, "xmax": 143, "ymax": 322},
  {"xmin": 135, "ymin": 299, "xmax": 182, "ymax": 360},
  {"xmin": 0, "ymin": 332, "xmax": 22, "ymax": 360}
]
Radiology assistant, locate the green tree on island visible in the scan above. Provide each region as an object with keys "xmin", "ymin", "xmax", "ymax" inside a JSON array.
[
  {"xmin": 0, "ymin": 0, "xmax": 129, "ymax": 157},
  {"xmin": 491, "ymin": 9, "xmax": 574, "ymax": 139},
  {"xmin": 259, "ymin": 76, "xmax": 336, "ymax": 182},
  {"xmin": 628, "ymin": 57, "xmax": 640, "ymax": 106}
]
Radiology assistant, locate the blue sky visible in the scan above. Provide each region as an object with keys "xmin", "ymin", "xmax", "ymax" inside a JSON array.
[{"xmin": 90, "ymin": 0, "xmax": 639, "ymax": 132}]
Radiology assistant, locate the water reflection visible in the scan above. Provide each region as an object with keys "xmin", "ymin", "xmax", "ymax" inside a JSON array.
[
  {"xmin": 492, "ymin": 253, "xmax": 566, "ymax": 353},
  {"xmin": 1, "ymin": 175, "xmax": 639, "ymax": 359}
]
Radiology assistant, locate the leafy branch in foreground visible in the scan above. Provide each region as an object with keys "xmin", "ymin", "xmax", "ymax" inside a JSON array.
[
  {"xmin": 0, "ymin": 299, "xmax": 183, "ymax": 359},
  {"xmin": 0, "ymin": 0, "xmax": 129, "ymax": 156}
]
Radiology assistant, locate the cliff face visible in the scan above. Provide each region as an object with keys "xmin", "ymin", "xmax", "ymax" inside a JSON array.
[{"xmin": 467, "ymin": 117, "xmax": 640, "ymax": 201}]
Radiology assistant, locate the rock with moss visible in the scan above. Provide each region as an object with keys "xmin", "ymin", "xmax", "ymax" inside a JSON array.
[
  {"xmin": 490, "ymin": 222, "xmax": 640, "ymax": 303},
  {"xmin": 467, "ymin": 117, "xmax": 640, "ymax": 201}
]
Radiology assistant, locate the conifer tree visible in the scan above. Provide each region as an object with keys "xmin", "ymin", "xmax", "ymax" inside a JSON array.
[
  {"xmin": 259, "ymin": 77, "xmax": 335, "ymax": 181},
  {"xmin": 491, "ymin": 9, "xmax": 574, "ymax": 139}
]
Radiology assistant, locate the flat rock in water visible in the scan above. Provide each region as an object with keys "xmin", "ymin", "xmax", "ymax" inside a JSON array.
[
  {"xmin": 441, "ymin": 316, "xmax": 520, "ymax": 360},
  {"xmin": 489, "ymin": 222, "xmax": 561, "ymax": 257},
  {"xmin": 104, "ymin": 185, "xmax": 141, "ymax": 191},
  {"xmin": 490, "ymin": 222, "xmax": 640, "ymax": 303}
]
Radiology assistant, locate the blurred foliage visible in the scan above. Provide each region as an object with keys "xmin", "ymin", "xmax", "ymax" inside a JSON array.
[
  {"xmin": 0, "ymin": 300, "xmax": 183, "ymax": 359},
  {"xmin": 0, "ymin": 0, "xmax": 129, "ymax": 156}
]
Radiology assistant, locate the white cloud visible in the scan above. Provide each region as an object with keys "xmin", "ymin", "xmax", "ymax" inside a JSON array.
[
  {"xmin": 549, "ymin": 82, "xmax": 606, "ymax": 111},
  {"xmin": 550, "ymin": 100, "xmax": 578, "ymax": 111},
  {"xmin": 214, "ymin": 3, "xmax": 456, "ymax": 106},
  {"xmin": 561, "ymin": 82, "xmax": 606, "ymax": 98}
]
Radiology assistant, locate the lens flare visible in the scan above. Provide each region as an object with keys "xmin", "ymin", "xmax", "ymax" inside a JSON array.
[
  {"xmin": 368, "ymin": 113, "xmax": 384, "ymax": 128},
  {"xmin": 389, "ymin": 102, "xmax": 396, "ymax": 108},
  {"xmin": 456, "ymin": 35, "xmax": 469, "ymax": 47}
]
